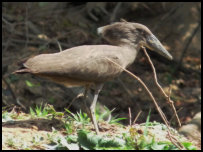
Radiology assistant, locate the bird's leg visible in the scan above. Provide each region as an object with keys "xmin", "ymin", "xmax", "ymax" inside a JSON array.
[
  {"xmin": 90, "ymin": 84, "xmax": 103, "ymax": 134},
  {"xmin": 83, "ymin": 86, "xmax": 90, "ymax": 115}
]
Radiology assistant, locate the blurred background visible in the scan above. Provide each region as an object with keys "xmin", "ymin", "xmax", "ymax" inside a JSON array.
[{"xmin": 2, "ymin": 2, "xmax": 201, "ymax": 132}]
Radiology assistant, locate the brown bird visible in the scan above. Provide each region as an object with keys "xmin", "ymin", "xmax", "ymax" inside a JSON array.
[{"xmin": 14, "ymin": 21, "xmax": 173, "ymax": 134}]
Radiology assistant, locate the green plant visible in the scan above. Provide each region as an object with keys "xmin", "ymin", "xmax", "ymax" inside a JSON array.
[
  {"xmin": 65, "ymin": 109, "xmax": 90, "ymax": 126},
  {"xmin": 46, "ymin": 128, "xmax": 79, "ymax": 150},
  {"xmin": 122, "ymin": 133, "xmax": 136, "ymax": 150},
  {"xmin": 96, "ymin": 107, "xmax": 127, "ymax": 124},
  {"xmin": 47, "ymin": 128, "xmax": 58, "ymax": 142},
  {"xmin": 2, "ymin": 109, "xmax": 26, "ymax": 121},
  {"xmin": 109, "ymin": 114, "xmax": 127, "ymax": 125},
  {"xmin": 64, "ymin": 122, "xmax": 74, "ymax": 134},
  {"xmin": 96, "ymin": 106, "xmax": 112, "ymax": 122},
  {"xmin": 77, "ymin": 129, "xmax": 126, "ymax": 150},
  {"xmin": 2, "ymin": 111, "xmax": 12, "ymax": 122},
  {"xmin": 123, "ymin": 109, "xmax": 197, "ymax": 150},
  {"xmin": 143, "ymin": 109, "xmax": 151, "ymax": 136},
  {"xmin": 182, "ymin": 142, "xmax": 197, "ymax": 150},
  {"xmin": 30, "ymin": 104, "xmax": 48, "ymax": 118},
  {"xmin": 25, "ymin": 80, "xmax": 40, "ymax": 87},
  {"xmin": 32, "ymin": 135, "xmax": 44, "ymax": 146},
  {"xmin": 6, "ymin": 138, "xmax": 15, "ymax": 148},
  {"xmin": 43, "ymin": 104, "xmax": 64, "ymax": 118}
]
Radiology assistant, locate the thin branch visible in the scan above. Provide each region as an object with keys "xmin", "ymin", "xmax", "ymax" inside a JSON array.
[
  {"xmin": 110, "ymin": 2, "xmax": 122, "ymax": 23},
  {"xmin": 56, "ymin": 40, "xmax": 63, "ymax": 52},
  {"xmin": 105, "ymin": 57, "xmax": 169, "ymax": 126},
  {"xmin": 2, "ymin": 77, "xmax": 26, "ymax": 110},
  {"xmin": 169, "ymin": 107, "xmax": 183, "ymax": 124},
  {"xmin": 105, "ymin": 57, "xmax": 184, "ymax": 149},
  {"xmin": 133, "ymin": 110, "xmax": 142, "ymax": 125},
  {"xmin": 66, "ymin": 93, "xmax": 84, "ymax": 110},
  {"xmin": 141, "ymin": 46, "xmax": 181, "ymax": 127},
  {"xmin": 25, "ymin": 3, "xmax": 29, "ymax": 49},
  {"xmin": 128, "ymin": 107, "xmax": 132, "ymax": 126},
  {"xmin": 175, "ymin": 22, "xmax": 200, "ymax": 72}
]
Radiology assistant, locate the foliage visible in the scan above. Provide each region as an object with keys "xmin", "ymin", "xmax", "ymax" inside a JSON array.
[
  {"xmin": 30, "ymin": 104, "xmax": 49, "ymax": 118},
  {"xmin": 29, "ymin": 103, "xmax": 64, "ymax": 118},
  {"xmin": 2, "ymin": 111, "xmax": 13, "ymax": 122},
  {"xmin": 96, "ymin": 106, "xmax": 127, "ymax": 125},
  {"xmin": 65, "ymin": 109, "xmax": 90, "ymax": 126},
  {"xmin": 25, "ymin": 80, "xmax": 40, "ymax": 87},
  {"xmin": 2, "ymin": 108, "xmax": 197, "ymax": 150},
  {"xmin": 77, "ymin": 129, "xmax": 126, "ymax": 150},
  {"xmin": 109, "ymin": 114, "xmax": 127, "ymax": 125}
]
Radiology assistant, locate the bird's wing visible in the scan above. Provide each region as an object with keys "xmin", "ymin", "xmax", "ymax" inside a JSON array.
[{"xmin": 24, "ymin": 45, "xmax": 125, "ymax": 82}]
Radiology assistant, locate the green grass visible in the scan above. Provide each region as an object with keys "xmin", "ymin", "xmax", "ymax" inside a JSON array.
[
  {"xmin": 29, "ymin": 104, "xmax": 64, "ymax": 118},
  {"xmin": 65, "ymin": 109, "xmax": 90, "ymax": 126},
  {"xmin": 30, "ymin": 104, "xmax": 49, "ymax": 118},
  {"xmin": 96, "ymin": 106, "xmax": 127, "ymax": 125}
]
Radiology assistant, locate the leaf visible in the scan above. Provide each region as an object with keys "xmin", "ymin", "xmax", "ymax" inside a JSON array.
[
  {"xmin": 109, "ymin": 117, "xmax": 127, "ymax": 124},
  {"xmin": 97, "ymin": 137, "xmax": 125, "ymax": 148},
  {"xmin": 144, "ymin": 109, "xmax": 151, "ymax": 136},
  {"xmin": 77, "ymin": 130, "xmax": 125, "ymax": 150},
  {"xmin": 151, "ymin": 142, "xmax": 167, "ymax": 150},
  {"xmin": 30, "ymin": 107, "xmax": 35, "ymax": 116},
  {"xmin": 66, "ymin": 135, "xmax": 78, "ymax": 143},
  {"xmin": 77, "ymin": 130, "xmax": 97, "ymax": 150},
  {"xmin": 182, "ymin": 142, "xmax": 197, "ymax": 150},
  {"xmin": 25, "ymin": 80, "xmax": 34, "ymax": 87}
]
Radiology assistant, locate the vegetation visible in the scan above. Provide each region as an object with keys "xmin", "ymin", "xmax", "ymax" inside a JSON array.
[{"xmin": 2, "ymin": 105, "xmax": 196, "ymax": 150}]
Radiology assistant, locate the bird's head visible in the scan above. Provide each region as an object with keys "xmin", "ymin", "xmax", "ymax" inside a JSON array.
[{"xmin": 97, "ymin": 21, "xmax": 173, "ymax": 60}]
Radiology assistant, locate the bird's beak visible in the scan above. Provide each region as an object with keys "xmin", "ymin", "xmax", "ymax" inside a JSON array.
[{"xmin": 145, "ymin": 34, "xmax": 173, "ymax": 60}]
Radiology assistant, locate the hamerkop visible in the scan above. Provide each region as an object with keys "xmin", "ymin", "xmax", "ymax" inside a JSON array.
[{"xmin": 14, "ymin": 21, "xmax": 173, "ymax": 134}]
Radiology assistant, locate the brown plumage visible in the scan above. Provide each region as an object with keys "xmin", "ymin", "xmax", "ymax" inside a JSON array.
[
  {"xmin": 14, "ymin": 21, "xmax": 173, "ymax": 134},
  {"xmin": 15, "ymin": 45, "xmax": 135, "ymax": 86}
]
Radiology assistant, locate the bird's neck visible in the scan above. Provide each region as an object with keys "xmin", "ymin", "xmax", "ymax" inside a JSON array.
[{"xmin": 119, "ymin": 44, "xmax": 140, "ymax": 68}]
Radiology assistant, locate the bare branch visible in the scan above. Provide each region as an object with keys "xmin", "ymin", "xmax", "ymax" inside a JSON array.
[
  {"xmin": 133, "ymin": 110, "xmax": 142, "ymax": 125},
  {"xmin": 110, "ymin": 2, "xmax": 122, "ymax": 23},
  {"xmin": 128, "ymin": 107, "xmax": 132, "ymax": 126},
  {"xmin": 105, "ymin": 57, "xmax": 184, "ymax": 149},
  {"xmin": 175, "ymin": 22, "xmax": 200, "ymax": 72},
  {"xmin": 141, "ymin": 46, "xmax": 181, "ymax": 127}
]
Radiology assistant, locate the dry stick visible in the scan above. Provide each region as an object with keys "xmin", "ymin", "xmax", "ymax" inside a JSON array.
[
  {"xmin": 25, "ymin": 3, "xmax": 29, "ymax": 49},
  {"xmin": 128, "ymin": 107, "xmax": 132, "ymax": 126},
  {"xmin": 133, "ymin": 110, "xmax": 142, "ymax": 125},
  {"xmin": 141, "ymin": 47, "xmax": 183, "ymax": 148},
  {"xmin": 105, "ymin": 57, "xmax": 184, "ymax": 149},
  {"xmin": 141, "ymin": 46, "xmax": 181, "ymax": 127},
  {"xmin": 110, "ymin": 2, "xmax": 122, "ymax": 23},
  {"xmin": 2, "ymin": 77, "xmax": 26, "ymax": 110},
  {"xmin": 176, "ymin": 22, "xmax": 200, "ymax": 73},
  {"xmin": 105, "ymin": 57, "xmax": 169, "ymax": 125},
  {"xmin": 56, "ymin": 40, "xmax": 63, "ymax": 52},
  {"xmin": 169, "ymin": 107, "xmax": 183, "ymax": 124},
  {"xmin": 66, "ymin": 93, "xmax": 84, "ymax": 110},
  {"xmin": 167, "ymin": 86, "xmax": 182, "ymax": 126}
]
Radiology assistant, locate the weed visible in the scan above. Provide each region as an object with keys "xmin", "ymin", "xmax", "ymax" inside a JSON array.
[
  {"xmin": 30, "ymin": 104, "xmax": 49, "ymax": 118},
  {"xmin": 65, "ymin": 109, "xmax": 90, "ymax": 126}
]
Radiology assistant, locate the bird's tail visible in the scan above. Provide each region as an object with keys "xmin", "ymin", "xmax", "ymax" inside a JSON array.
[
  {"xmin": 12, "ymin": 59, "xmax": 31, "ymax": 74},
  {"xmin": 12, "ymin": 68, "xmax": 31, "ymax": 74}
]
